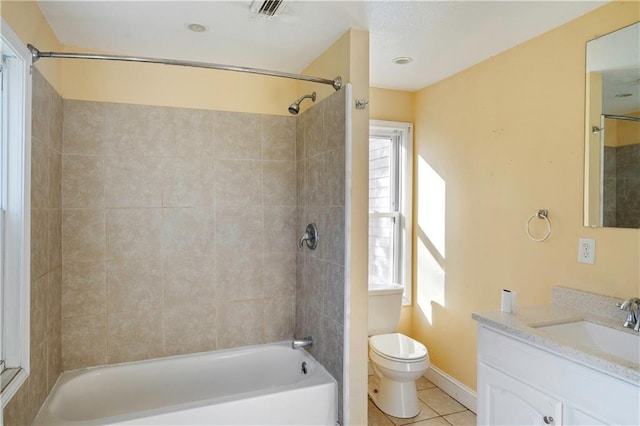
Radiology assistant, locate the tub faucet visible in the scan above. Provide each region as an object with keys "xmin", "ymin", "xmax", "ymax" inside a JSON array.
[
  {"xmin": 617, "ymin": 298, "xmax": 640, "ymax": 331},
  {"xmin": 292, "ymin": 336, "xmax": 313, "ymax": 349}
]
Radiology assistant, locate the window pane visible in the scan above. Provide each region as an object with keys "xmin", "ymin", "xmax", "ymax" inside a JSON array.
[
  {"xmin": 368, "ymin": 215, "xmax": 395, "ymax": 284},
  {"xmin": 369, "ymin": 137, "xmax": 392, "ymax": 212}
]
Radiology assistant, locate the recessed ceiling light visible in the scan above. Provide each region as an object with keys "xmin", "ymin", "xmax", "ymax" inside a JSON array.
[
  {"xmin": 392, "ymin": 57, "xmax": 413, "ymax": 65},
  {"xmin": 614, "ymin": 93, "xmax": 632, "ymax": 98},
  {"xmin": 187, "ymin": 23, "xmax": 208, "ymax": 33}
]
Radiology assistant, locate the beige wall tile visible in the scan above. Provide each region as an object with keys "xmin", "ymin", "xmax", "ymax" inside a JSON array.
[
  {"xmin": 305, "ymin": 153, "xmax": 326, "ymax": 206},
  {"xmin": 32, "ymin": 70, "xmax": 49, "ymax": 144},
  {"xmin": 63, "ymin": 100, "xmax": 105, "ymax": 155},
  {"xmin": 215, "ymin": 250, "xmax": 263, "ymax": 301},
  {"xmin": 47, "ymin": 209, "xmax": 62, "ymax": 270},
  {"xmin": 262, "ymin": 115, "xmax": 295, "ymax": 161},
  {"xmin": 304, "ymin": 256, "xmax": 326, "ymax": 314},
  {"xmin": 263, "ymin": 161, "xmax": 296, "ymax": 206},
  {"xmin": 62, "ymin": 261, "xmax": 106, "ymax": 318},
  {"xmin": 62, "ymin": 209, "xmax": 105, "ymax": 262},
  {"xmin": 47, "ymin": 267, "xmax": 62, "ymax": 333},
  {"xmin": 295, "ymin": 115, "xmax": 304, "ymax": 161},
  {"xmin": 30, "ymin": 274, "xmax": 48, "ymax": 350},
  {"xmin": 62, "ymin": 314, "xmax": 107, "ymax": 370},
  {"xmin": 62, "ymin": 155, "xmax": 105, "ymax": 208},
  {"xmin": 325, "ymin": 206, "xmax": 345, "ymax": 266},
  {"xmin": 263, "ymin": 251, "xmax": 295, "ymax": 298},
  {"xmin": 324, "ymin": 262, "xmax": 345, "ymax": 325},
  {"xmin": 162, "ymin": 208, "xmax": 216, "ymax": 257},
  {"xmin": 164, "ymin": 256, "xmax": 216, "ymax": 307},
  {"xmin": 215, "ymin": 207, "xmax": 262, "ymax": 251},
  {"xmin": 216, "ymin": 300, "xmax": 264, "ymax": 349},
  {"xmin": 104, "ymin": 102, "xmax": 152, "ymax": 156},
  {"xmin": 303, "ymin": 103, "xmax": 325, "ymax": 158},
  {"xmin": 48, "ymin": 147, "xmax": 62, "ymax": 209},
  {"xmin": 213, "ymin": 111, "xmax": 261, "ymax": 160},
  {"xmin": 164, "ymin": 303, "xmax": 216, "ymax": 356},
  {"xmin": 263, "ymin": 206, "xmax": 296, "ymax": 252},
  {"xmin": 31, "ymin": 139, "xmax": 49, "ymax": 209},
  {"xmin": 107, "ymin": 310, "xmax": 164, "ymax": 363},
  {"xmin": 162, "ymin": 157, "xmax": 215, "ymax": 207},
  {"xmin": 324, "ymin": 92, "xmax": 346, "ymax": 151},
  {"xmin": 296, "ymin": 160, "xmax": 306, "ymax": 206},
  {"xmin": 214, "ymin": 160, "xmax": 262, "ymax": 207},
  {"xmin": 31, "ymin": 208, "xmax": 48, "ymax": 280},
  {"xmin": 49, "ymin": 87, "xmax": 64, "ymax": 153},
  {"xmin": 106, "ymin": 208, "xmax": 163, "ymax": 260},
  {"xmin": 326, "ymin": 147, "xmax": 345, "ymax": 207},
  {"xmin": 28, "ymin": 341, "xmax": 48, "ymax": 421},
  {"xmin": 104, "ymin": 156, "xmax": 165, "ymax": 208},
  {"xmin": 106, "ymin": 258, "xmax": 163, "ymax": 313},
  {"xmin": 144, "ymin": 106, "xmax": 214, "ymax": 158},
  {"xmin": 321, "ymin": 316, "xmax": 343, "ymax": 386},
  {"xmin": 46, "ymin": 326, "xmax": 62, "ymax": 393},
  {"xmin": 264, "ymin": 297, "xmax": 295, "ymax": 342}
]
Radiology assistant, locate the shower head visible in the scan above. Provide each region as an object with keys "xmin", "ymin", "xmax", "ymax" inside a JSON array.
[{"xmin": 288, "ymin": 92, "xmax": 317, "ymax": 115}]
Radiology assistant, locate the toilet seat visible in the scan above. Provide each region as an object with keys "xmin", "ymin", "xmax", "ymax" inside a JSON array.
[{"xmin": 369, "ymin": 333, "xmax": 428, "ymax": 362}]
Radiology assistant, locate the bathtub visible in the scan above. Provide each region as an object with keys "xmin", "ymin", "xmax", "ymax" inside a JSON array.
[{"xmin": 34, "ymin": 342, "xmax": 338, "ymax": 425}]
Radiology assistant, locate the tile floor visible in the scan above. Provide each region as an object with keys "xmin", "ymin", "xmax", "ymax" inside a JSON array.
[{"xmin": 368, "ymin": 375, "xmax": 477, "ymax": 426}]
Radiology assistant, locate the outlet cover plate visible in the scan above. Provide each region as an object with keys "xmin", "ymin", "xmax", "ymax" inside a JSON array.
[{"xmin": 578, "ymin": 238, "xmax": 595, "ymax": 264}]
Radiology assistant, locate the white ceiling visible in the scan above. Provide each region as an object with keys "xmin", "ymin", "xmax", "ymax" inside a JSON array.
[{"xmin": 37, "ymin": 0, "xmax": 608, "ymax": 92}]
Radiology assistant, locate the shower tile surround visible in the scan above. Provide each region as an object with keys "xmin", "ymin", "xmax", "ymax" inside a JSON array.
[
  {"xmin": 59, "ymin": 89, "xmax": 347, "ymax": 422},
  {"xmin": 60, "ymin": 100, "xmax": 301, "ymax": 368},
  {"xmin": 295, "ymin": 89, "xmax": 347, "ymax": 423},
  {"xmin": 3, "ymin": 70, "xmax": 63, "ymax": 426}
]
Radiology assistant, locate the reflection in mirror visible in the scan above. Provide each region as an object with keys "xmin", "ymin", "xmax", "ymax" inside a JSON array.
[{"xmin": 584, "ymin": 22, "xmax": 640, "ymax": 229}]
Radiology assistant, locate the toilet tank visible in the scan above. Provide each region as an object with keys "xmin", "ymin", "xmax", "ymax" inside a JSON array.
[{"xmin": 368, "ymin": 282, "xmax": 404, "ymax": 335}]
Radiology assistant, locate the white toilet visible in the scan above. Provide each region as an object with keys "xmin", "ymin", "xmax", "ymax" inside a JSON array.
[{"xmin": 368, "ymin": 282, "xmax": 430, "ymax": 418}]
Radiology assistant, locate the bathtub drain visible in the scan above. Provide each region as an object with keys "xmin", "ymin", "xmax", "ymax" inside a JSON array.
[{"xmin": 301, "ymin": 362, "xmax": 308, "ymax": 374}]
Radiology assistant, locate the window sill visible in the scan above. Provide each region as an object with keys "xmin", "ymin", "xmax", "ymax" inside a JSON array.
[{"xmin": 1, "ymin": 367, "xmax": 28, "ymax": 409}]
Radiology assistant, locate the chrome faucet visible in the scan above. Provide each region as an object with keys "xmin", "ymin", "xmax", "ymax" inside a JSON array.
[
  {"xmin": 292, "ymin": 336, "xmax": 313, "ymax": 349},
  {"xmin": 617, "ymin": 298, "xmax": 640, "ymax": 331}
]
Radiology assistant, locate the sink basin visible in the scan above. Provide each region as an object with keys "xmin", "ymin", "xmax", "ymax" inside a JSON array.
[{"xmin": 535, "ymin": 320, "xmax": 640, "ymax": 366}]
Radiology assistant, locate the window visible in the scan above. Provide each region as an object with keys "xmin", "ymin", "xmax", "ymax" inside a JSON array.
[
  {"xmin": 368, "ymin": 121, "xmax": 412, "ymax": 305},
  {"xmin": 1, "ymin": 19, "xmax": 32, "ymax": 407}
]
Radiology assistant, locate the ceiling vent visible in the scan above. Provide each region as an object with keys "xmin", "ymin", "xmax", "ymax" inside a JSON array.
[{"xmin": 250, "ymin": 0, "xmax": 286, "ymax": 19}]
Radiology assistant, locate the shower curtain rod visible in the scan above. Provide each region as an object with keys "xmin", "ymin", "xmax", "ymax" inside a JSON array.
[
  {"xmin": 603, "ymin": 114, "xmax": 640, "ymax": 123},
  {"xmin": 27, "ymin": 44, "xmax": 342, "ymax": 91}
]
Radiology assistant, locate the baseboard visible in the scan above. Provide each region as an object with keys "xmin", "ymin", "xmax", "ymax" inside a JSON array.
[{"xmin": 424, "ymin": 365, "xmax": 477, "ymax": 413}]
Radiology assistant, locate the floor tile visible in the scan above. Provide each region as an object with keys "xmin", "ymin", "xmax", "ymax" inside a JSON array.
[
  {"xmin": 415, "ymin": 376, "xmax": 437, "ymax": 390},
  {"xmin": 387, "ymin": 400, "xmax": 439, "ymax": 426},
  {"xmin": 443, "ymin": 410, "xmax": 476, "ymax": 426},
  {"xmin": 417, "ymin": 388, "xmax": 466, "ymax": 416},
  {"xmin": 368, "ymin": 399, "xmax": 395, "ymax": 426},
  {"xmin": 408, "ymin": 417, "xmax": 451, "ymax": 426}
]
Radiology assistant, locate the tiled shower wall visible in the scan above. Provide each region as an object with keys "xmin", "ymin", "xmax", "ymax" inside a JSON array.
[
  {"xmin": 603, "ymin": 143, "xmax": 640, "ymax": 228},
  {"xmin": 60, "ymin": 101, "xmax": 298, "ymax": 369},
  {"xmin": 3, "ymin": 70, "xmax": 63, "ymax": 426},
  {"xmin": 295, "ymin": 89, "xmax": 346, "ymax": 422}
]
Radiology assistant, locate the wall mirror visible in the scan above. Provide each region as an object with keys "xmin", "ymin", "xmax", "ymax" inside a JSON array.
[{"xmin": 584, "ymin": 22, "xmax": 640, "ymax": 229}]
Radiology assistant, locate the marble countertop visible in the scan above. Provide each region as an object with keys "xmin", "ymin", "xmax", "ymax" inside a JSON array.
[{"xmin": 472, "ymin": 303, "xmax": 640, "ymax": 385}]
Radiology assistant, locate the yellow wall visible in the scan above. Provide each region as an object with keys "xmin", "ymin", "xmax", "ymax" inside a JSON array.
[
  {"xmin": 1, "ymin": 0, "xmax": 63, "ymax": 90},
  {"xmin": 412, "ymin": 1, "xmax": 640, "ymax": 391},
  {"xmin": 614, "ymin": 111, "xmax": 640, "ymax": 147},
  {"xmin": 1, "ymin": 1, "xmax": 298, "ymax": 115},
  {"xmin": 301, "ymin": 29, "xmax": 370, "ymax": 425}
]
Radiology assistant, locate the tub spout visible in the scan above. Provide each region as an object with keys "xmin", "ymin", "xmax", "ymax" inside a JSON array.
[{"xmin": 292, "ymin": 336, "xmax": 313, "ymax": 349}]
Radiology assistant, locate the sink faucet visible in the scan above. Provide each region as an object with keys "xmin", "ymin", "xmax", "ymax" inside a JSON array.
[
  {"xmin": 292, "ymin": 336, "xmax": 313, "ymax": 349},
  {"xmin": 617, "ymin": 298, "xmax": 640, "ymax": 331}
]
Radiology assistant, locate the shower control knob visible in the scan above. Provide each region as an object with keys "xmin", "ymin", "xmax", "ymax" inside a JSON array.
[{"xmin": 543, "ymin": 416, "xmax": 554, "ymax": 424}]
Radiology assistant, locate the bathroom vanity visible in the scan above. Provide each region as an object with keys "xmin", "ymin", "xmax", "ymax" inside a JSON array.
[{"xmin": 473, "ymin": 287, "xmax": 640, "ymax": 425}]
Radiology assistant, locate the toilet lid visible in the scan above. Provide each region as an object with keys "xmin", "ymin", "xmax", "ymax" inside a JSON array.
[{"xmin": 370, "ymin": 333, "xmax": 428, "ymax": 361}]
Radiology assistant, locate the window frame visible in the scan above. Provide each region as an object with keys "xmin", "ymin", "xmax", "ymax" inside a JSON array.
[
  {"xmin": 1, "ymin": 18, "xmax": 32, "ymax": 407},
  {"xmin": 369, "ymin": 120, "xmax": 413, "ymax": 305}
]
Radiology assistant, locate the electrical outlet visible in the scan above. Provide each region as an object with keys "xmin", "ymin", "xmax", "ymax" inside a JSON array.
[{"xmin": 578, "ymin": 238, "xmax": 595, "ymax": 264}]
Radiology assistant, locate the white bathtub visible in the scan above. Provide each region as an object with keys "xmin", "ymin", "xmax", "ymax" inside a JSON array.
[{"xmin": 34, "ymin": 342, "xmax": 337, "ymax": 425}]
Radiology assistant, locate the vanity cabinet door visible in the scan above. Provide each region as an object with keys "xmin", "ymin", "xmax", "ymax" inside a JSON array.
[
  {"xmin": 563, "ymin": 406, "xmax": 608, "ymax": 426},
  {"xmin": 478, "ymin": 362, "xmax": 562, "ymax": 426}
]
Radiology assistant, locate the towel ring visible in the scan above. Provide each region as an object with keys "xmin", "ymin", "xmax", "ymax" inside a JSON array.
[{"xmin": 526, "ymin": 210, "xmax": 552, "ymax": 242}]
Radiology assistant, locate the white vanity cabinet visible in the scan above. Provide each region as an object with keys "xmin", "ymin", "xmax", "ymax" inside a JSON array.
[{"xmin": 477, "ymin": 325, "xmax": 639, "ymax": 426}]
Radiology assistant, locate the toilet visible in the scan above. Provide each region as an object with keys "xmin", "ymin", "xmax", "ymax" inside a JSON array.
[{"xmin": 368, "ymin": 282, "xmax": 430, "ymax": 418}]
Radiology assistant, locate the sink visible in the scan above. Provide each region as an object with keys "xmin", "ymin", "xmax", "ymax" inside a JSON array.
[{"xmin": 535, "ymin": 320, "xmax": 640, "ymax": 366}]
